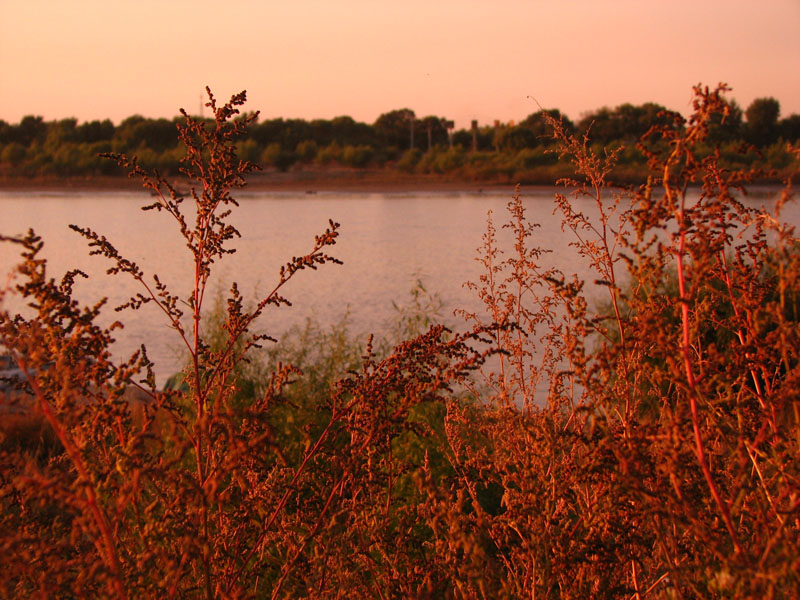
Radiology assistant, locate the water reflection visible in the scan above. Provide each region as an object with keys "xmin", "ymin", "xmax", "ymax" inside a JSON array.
[{"xmin": 1, "ymin": 187, "xmax": 795, "ymax": 385}]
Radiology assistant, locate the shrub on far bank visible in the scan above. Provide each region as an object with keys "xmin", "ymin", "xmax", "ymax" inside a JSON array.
[{"xmin": 340, "ymin": 144, "xmax": 374, "ymax": 167}]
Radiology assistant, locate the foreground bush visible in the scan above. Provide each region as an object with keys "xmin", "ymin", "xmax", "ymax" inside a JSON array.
[
  {"xmin": 437, "ymin": 85, "xmax": 800, "ymax": 598},
  {"xmin": 1, "ymin": 85, "xmax": 798, "ymax": 598},
  {"xmin": 0, "ymin": 89, "xmax": 484, "ymax": 598}
]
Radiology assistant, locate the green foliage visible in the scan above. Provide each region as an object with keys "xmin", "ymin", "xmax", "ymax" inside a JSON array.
[
  {"xmin": 396, "ymin": 147, "xmax": 422, "ymax": 172},
  {"xmin": 511, "ymin": 146, "xmax": 556, "ymax": 169},
  {"xmin": 1, "ymin": 92, "xmax": 797, "ymax": 182},
  {"xmin": 314, "ymin": 140, "xmax": 341, "ymax": 164},
  {"xmin": 494, "ymin": 125, "xmax": 538, "ymax": 151},
  {"xmin": 519, "ymin": 108, "xmax": 574, "ymax": 138},
  {"xmin": 236, "ymin": 138, "xmax": 261, "ymax": 164},
  {"xmin": 780, "ymin": 114, "xmax": 800, "ymax": 142},
  {"xmin": 374, "ymin": 108, "xmax": 416, "ymax": 150},
  {"xmin": 260, "ymin": 141, "xmax": 296, "ymax": 171},
  {"xmin": 0, "ymin": 142, "xmax": 26, "ymax": 166},
  {"xmin": 414, "ymin": 146, "xmax": 467, "ymax": 174},
  {"xmin": 295, "ymin": 139, "xmax": 318, "ymax": 163},
  {"xmin": 340, "ymin": 144, "xmax": 374, "ymax": 167},
  {"xmin": 745, "ymin": 96, "xmax": 781, "ymax": 147}
]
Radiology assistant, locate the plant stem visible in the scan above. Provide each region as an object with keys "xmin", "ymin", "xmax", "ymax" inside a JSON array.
[{"xmin": 669, "ymin": 171, "xmax": 743, "ymax": 555}]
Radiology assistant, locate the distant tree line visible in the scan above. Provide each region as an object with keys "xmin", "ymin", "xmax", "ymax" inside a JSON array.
[{"xmin": 1, "ymin": 96, "xmax": 798, "ymax": 182}]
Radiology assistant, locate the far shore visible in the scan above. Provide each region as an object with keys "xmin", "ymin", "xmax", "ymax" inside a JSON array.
[
  {"xmin": 2, "ymin": 167, "xmax": 789, "ymax": 196},
  {"xmin": 0, "ymin": 169, "xmax": 534, "ymax": 195}
]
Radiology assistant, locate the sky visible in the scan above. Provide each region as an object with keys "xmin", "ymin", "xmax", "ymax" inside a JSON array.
[{"xmin": 1, "ymin": 0, "xmax": 798, "ymax": 130}]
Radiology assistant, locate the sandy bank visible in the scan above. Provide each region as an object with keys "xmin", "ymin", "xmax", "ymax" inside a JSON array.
[{"xmin": 0, "ymin": 169, "xmax": 529, "ymax": 194}]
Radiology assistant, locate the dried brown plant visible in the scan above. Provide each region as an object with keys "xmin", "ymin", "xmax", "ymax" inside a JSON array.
[
  {"xmin": 1, "ymin": 84, "xmax": 798, "ymax": 599},
  {"xmin": 421, "ymin": 84, "xmax": 800, "ymax": 598}
]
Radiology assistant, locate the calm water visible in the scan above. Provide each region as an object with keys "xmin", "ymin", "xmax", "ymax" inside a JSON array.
[{"xmin": 1, "ymin": 186, "xmax": 795, "ymax": 385}]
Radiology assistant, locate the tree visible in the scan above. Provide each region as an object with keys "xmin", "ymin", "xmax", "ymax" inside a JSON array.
[
  {"xmin": 707, "ymin": 98, "xmax": 743, "ymax": 143},
  {"xmin": 577, "ymin": 106, "xmax": 623, "ymax": 144},
  {"xmin": 494, "ymin": 125, "xmax": 537, "ymax": 151},
  {"xmin": 419, "ymin": 116, "xmax": 449, "ymax": 151},
  {"xmin": 0, "ymin": 142, "xmax": 26, "ymax": 166},
  {"xmin": 260, "ymin": 142, "xmax": 296, "ymax": 171},
  {"xmin": 278, "ymin": 118, "xmax": 314, "ymax": 149},
  {"xmin": 779, "ymin": 114, "xmax": 800, "ymax": 143},
  {"xmin": 330, "ymin": 116, "xmax": 376, "ymax": 147},
  {"xmin": 249, "ymin": 118, "xmax": 286, "ymax": 148},
  {"xmin": 745, "ymin": 97, "xmax": 780, "ymax": 147},
  {"xmin": 13, "ymin": 115, "xmax": 48, "ymax": 146},
  {"xmin": 295, "ymin": 139, "xmax": 318, "ymax": 162},
  {"xmin": 451, "ymin": 129, "xmax": 473, "ymax": 149},
  {"xmin": 577, "ymin": 103, "xmax": 671, "ymax": 145},
  {"xmin": 520, "ymin": 109, "xmax": 574, "ymax": 141},
  {"xmin": 45, "ymin": 118, "xmax": 78, "ymax": 145},
  {"xmin": 374, "ymin": 108, "xmax": 416, "ymax": 151},
  {"xmin": 137, "ymin": 119, "xmax": 180, "ymax": 152},
  {"xmin": 75, "ymin": 119, "xmax": 115, "ymax": 144},
  {"xmin": 249, "ymin": 118, "xmax": 316, "ymax": 151},
  {"xmin": 113, "ymin": 115, "xmax": 145, "ymax": 152},
  {"xmin": 451, "ymin": 125, "xmax": 493, "ymax": 151}
]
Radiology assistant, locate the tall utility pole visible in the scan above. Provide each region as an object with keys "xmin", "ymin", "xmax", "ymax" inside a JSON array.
[
  {"xmin": 471, "ymin": 120, "xmax": 478, "ymax": 152},
  {"xmin": 444, "ymin": 120, "xmax": 454, "ymax": 149},
  {"xmin": 427, "ymin": 120, "xmax": 433, "ymax": 152}
]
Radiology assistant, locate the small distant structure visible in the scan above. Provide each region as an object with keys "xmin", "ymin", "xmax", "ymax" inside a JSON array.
[
  {"xmin": 444, "ymin": 120, "xmax": 454, "ymax": 149},
  {"xmin": 471, "ymin": 120, "xmax": 478, "ymax": 152},
  {"xmin": 427, "ymin": 120, "xmax": 434, "ymax": 151}
]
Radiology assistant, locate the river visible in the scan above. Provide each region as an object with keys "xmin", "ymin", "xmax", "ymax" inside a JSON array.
[{"xmin": 1, "ymin": 185, "xmax": 795, "ymax": 385}]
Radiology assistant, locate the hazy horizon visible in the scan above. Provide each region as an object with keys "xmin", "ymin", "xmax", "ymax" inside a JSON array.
[{"xmin": 2, "ymin": 0, "xmax": 798, "ymax": 130}]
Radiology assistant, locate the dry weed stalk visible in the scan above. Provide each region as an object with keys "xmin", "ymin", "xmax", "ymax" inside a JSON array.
[
  {"xmin": 426, "ymin": 84, "xmax": 800, "ymax": 598},
  {"xmin": 0, "ymin": 89, "xmax": 485, "ymax": 599},
  {"xmin": 1, "ymin": 84, "xmax": 798, "ymax": 599}
]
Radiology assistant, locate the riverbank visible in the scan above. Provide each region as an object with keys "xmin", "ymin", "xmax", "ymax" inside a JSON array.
[
  {"xmin": 0, "ymin": 168, "xmax": 524, "ymax": 194},
  {"xmin": 1, "ymin": 163, "xmax": 792, "ymax": 194}
]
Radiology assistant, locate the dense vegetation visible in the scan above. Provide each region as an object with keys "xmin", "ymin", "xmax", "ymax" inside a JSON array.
[
  {"xmin": 1, "ymin": 85, "xmax": 799, "ymax": 598},
  {"xmin": 1, "ymin": 92, "xmax": 798, "ymax": 183}
]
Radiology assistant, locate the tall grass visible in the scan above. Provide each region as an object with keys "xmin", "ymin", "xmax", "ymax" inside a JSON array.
[
  {"xmin": 1, "ymin": 84, "xmax": 798, "ymax": 598},
  {"xmin": 428, "ymin": 84, "xmax": 800, "ymax": 598}
]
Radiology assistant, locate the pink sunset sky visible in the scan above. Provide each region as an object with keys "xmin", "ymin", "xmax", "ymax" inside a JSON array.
[{"xmin": 1, "ymin": 0, "xmax": 798, "ymax": 129}]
